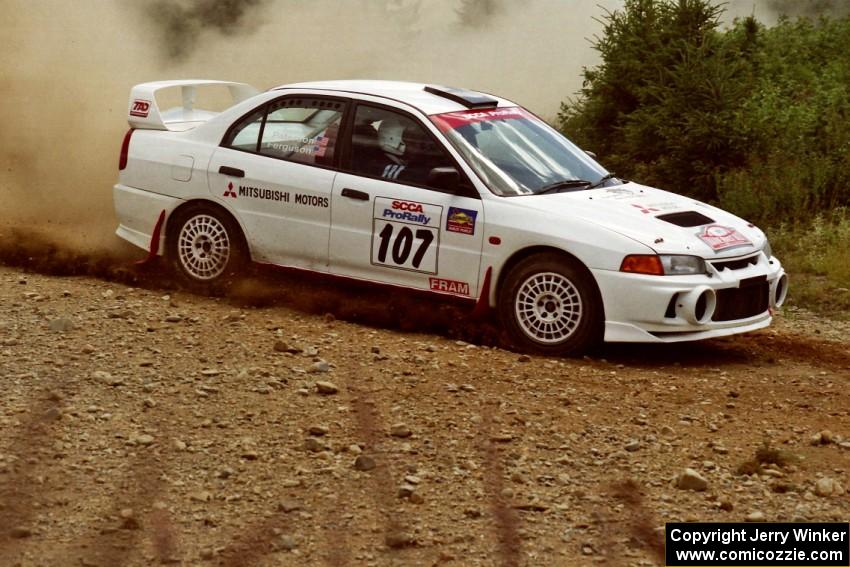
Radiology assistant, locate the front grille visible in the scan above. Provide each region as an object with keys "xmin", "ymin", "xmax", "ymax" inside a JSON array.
[
  {"xmin": 711, "ymin": 254, "xmax": 759, "ymax": 272},
  {"xmin": 712, "ymin": 278, "xmax": 769, "ymax": 321}
]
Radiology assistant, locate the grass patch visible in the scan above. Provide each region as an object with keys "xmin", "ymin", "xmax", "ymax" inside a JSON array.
[
  {"xmin": 737, "ymin": 441, "xmax": 801, "ymax": 476},
  {"xmin": 768, "ymin": 208, "xmax": 850, "ymax": 318}
]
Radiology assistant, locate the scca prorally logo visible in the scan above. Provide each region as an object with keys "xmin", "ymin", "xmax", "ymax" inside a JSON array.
[
  {"xmin": 223, "ymin": 182, "xmax": 237, "ymax": 198},
  {"xmin": 130, "ymin": 99, "xmax": 151, "ymax": 118},
  {"xmin": 382, "ymin": 200, "xmax": 430, "ymax": 224},
  {"xmin": 392, "ymin": 201, "xmax": 423, "ymax": 212}
]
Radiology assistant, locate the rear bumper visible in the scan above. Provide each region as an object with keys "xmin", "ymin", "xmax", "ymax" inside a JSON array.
[
  {"xmin": 113, "ymin": 184, "xmax": 182, "ymax": 254},
  {"xmin": 592, "ymin": 252, "xmax": 786, "ymax": 343}
]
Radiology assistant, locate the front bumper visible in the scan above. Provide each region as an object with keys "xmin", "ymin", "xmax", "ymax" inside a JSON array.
[{"xmin": 592, "ymin": 251, "xmax": 786, "ymax": 343}]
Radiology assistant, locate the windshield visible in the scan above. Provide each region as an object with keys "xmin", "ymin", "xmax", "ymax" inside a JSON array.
[{"xmin": 431, "ymin": 107, "xmax": 612, "ymax": 196}]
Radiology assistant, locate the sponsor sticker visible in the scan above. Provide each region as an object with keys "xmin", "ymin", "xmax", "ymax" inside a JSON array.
[
  {"xmin": 372, "ymin": 197, "xmax": 442, "ymax": 274},
  {"xmin": 696, "ymin": 225, "xmax": 751, "ymax": 252},
  {"xmin": 381, "ymin": 199, "xmax": 433, "ymax": 225},
  {"xmin": 446, "ymin": 207, "xmax": 478, "ymax": 235},
  {"xmin": 631, "ymin": 203, "xmax": 660, "ymax": 215},
  {"xmin": 431, "ymin": 107, "xmax": 531, "ymax": 131},
  {"xmin": 223, "ymin": 182, "xmax": 237, "ymax": 199},
  {"xmin": 130, "ymin": 99, "xmax": 151, "ymax": 118},
  {"xmin": 429, "ymin": 277, "xmax": 470, "ymax": 296},
  {"xmin": 596, "ymin": 187, "xmax": 637, "ymax": 200}
]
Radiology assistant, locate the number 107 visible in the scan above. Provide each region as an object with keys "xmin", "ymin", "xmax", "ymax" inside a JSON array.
[{"xmin": 376, "ymin": 224, "xmax": 435, "ymax": 270}]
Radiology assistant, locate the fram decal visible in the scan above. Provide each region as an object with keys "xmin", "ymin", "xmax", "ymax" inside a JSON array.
[
  {"xmin": 429, "ymin": 277, "xmax": 470, "ymax": 296},
  {"xmin": 446, "ymin": 207, "xmax": 478, "ymax": 235},
  {"xmin": 130, "ymin": 99, "xmax": 151, "ymax": 118},
  {"xmin": 696, "ymin": 225, "xmax": 752, "ymax": 252}
]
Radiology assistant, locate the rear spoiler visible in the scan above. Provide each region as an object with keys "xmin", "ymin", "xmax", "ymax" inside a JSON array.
[{"xmin": 127, "ymin": 80, "xmax": 258, "ymax": 131}]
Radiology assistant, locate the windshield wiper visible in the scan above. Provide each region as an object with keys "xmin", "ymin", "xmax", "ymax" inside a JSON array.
[
  {"xmin": 536, "ymin": 179, "xmax": 593, "ymax": 194},
  {"xmin": 587, "ymin": 172, "xmax": 619, "ymax": 190}
]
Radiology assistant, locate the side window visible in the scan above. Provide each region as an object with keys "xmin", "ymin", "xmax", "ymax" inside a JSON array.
[
  {"xmin": 260, "ymin": 98, "xmax": 343, "ymax": 165},
  {"xmin": 347, "ymin": 105, "xmax": 456, "ymax": 189},
  {"xmin": 222, "ymin": 98, "xmax": 344, "ymax": 166},
  {"xmin": 224, "ymin": 108, "xmax": 264, "ymax": 152}
]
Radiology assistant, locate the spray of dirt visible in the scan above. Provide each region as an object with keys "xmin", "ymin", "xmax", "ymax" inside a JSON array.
[
  {"xmin": 0, "ymin": 0, "xmax": 822, "ymax": 264},
  {"xmin": 147, "ymin": 0, "xmax": 271, "ymax": 60},
  {"xmin": 0, "ymin": 0, "xmax": 619, "ymax": 259},
  {"xmin": 765, "ymin": 0, "xmax": 850, "ymax": 18}
]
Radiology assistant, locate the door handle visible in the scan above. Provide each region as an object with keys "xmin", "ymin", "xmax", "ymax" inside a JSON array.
[
  {"xmin": 341, "ymin": 188, "xmax": 369, "ymax": 201},
  {"xmin": 219, "ymin": 166, "xmax": 245, "ymax": 178}
]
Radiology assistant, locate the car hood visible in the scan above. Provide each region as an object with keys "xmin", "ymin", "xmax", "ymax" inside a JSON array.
[{"xmin": 522, "ymin": 182, "xmax": 765, "ymax": 258}]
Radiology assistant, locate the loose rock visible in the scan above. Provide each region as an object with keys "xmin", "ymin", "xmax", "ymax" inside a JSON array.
[
  {"xmin": 315, "ymin": 381, "xmax": 338, "ymax": 394},
  {"xmin": 676, "ymin": 468, "xmax": 709, "ymax": 491},
  {"xmin": 745, "ymin": 511, "xmax": 766, "ymax": 522},
  {"xmin": 48, "ymin": 318, "xmax": 75, "ymax": 332},
  {"xmin": 814, "ymin": 477, "xmax": 844, "ymax": 497},
  {"xmin": 354, "ymin": 455, "xmax": 376, "ymax": 471},
  {"xmin": 390, "ymin": 423, "xmax": 412, "ymax": 438}
]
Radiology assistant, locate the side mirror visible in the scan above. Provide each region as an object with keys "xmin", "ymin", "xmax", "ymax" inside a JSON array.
[
  {"xmin": 427, "ymin": 166, "xmax": 461, "ymax": 192},
  {"xmin": 585, "ymin": 150, "xmax": 598, "ymax": 159}
]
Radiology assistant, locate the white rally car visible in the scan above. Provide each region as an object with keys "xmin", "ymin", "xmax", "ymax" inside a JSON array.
[{"xmin": 114, "ymin": 79, "xmax": 787, "ymax": 355}]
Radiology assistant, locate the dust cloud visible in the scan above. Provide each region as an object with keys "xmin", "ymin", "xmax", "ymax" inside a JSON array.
[
  {"xmin": 0, "ymin": 0, "xmax": 618, "ymax": 257},
  {"xmin": 0, "ymin": 0, "xmax": 823, "ymax": 259}
]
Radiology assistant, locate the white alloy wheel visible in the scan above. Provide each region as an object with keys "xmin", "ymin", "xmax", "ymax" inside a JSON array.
[
  {"xmin": 177, "ymin": 214, "xmax": 232, "ymax": 281},
  {"xmin": 514, "ymin": 271, "xmax": 583, "ymax": 344}
]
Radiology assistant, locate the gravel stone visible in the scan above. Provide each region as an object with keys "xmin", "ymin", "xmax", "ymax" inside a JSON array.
[
  {"xmin": 354, "ymin": 455, "xmax": 376, "ymax": 471},
  {"xmin": 676, "ymin": 468, "xmax": 708, "ymax": 491},
  {"xmin": 315, "ymin": 381, "xmax": 338, "ymax": 394}
]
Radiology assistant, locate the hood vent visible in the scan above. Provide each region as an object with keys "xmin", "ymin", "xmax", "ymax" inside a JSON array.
[{"xmin": 656, "ymin": 211, "xmax": 714, "ymax": 227}]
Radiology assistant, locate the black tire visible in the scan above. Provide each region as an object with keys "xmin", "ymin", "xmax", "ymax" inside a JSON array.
[
  {"xmin": 498, "ymin": 253, "xmax": 603, "ymax": 356},
  {"xmin": 166, "ymin": 203, "xmax": 248, "ymax": 293}
]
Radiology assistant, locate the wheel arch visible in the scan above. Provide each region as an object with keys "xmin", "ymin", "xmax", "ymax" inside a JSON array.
[
  {"xmin": 494, "ymin": 245, "xmax": 604, "ymax": 319},
  {"xmin": 165, "ymin": 199, "xmax": 252, "ymax": 261}
]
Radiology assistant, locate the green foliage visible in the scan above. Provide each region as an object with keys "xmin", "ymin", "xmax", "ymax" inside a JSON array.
[
  {"xmin": 559, "ymin": 1, "xmax": 850, "ymax": 225},
  {"xmin": 769, "ymin": 209, "xmax": 850, "ymax": 314}
]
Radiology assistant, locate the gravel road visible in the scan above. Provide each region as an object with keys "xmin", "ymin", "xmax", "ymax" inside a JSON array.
[{"xmin": 0, "ymin": 261, "xmax": 848, "ymax": 566}]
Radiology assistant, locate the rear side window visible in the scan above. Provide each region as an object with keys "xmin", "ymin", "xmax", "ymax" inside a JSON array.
[
  {"xmin": 223, "ymin": 98, "xmax": 344, "ymax": 167},
  {"xmin": 226, "ymin": 109, "xmax": 264, "ymax": 151}
]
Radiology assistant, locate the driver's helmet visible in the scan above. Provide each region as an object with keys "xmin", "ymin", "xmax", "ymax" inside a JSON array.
[{"xmin": 378, "ymin": 119, "xmax": 407, "ymax": 157}]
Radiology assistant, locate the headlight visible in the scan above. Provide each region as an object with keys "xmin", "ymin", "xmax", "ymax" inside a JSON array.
[
  {"xmin": 659, "ymin": 255, "xmax": 706, "ymax": 275},
  {"xmin": 763, "ymin": 239, "xmax": 772, "ymax": 259},
  {"xmin": 620, "ymin": 254, "xmax": 706, "ymax": 275}
]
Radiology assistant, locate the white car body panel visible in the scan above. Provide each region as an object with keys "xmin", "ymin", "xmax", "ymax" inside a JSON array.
[
  {"xmin": 208, "ymin": 147, "xmax": 335, "ymax": 270},
  {"xmin": 114, "ymin": 79, "xmax": 787, "ymax": 344},
  {"xmin": 329, "ymin": 172, "xmax": 485, "ymax": 298}
]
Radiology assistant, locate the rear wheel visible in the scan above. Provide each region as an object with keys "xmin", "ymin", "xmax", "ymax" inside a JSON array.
[
  {"xmin": 498, "ymin": 253, "xmax": 603, "ymax": 356},
  {"xmin": 167, "ymin": 203, "xmax": 247, "ymax": 292}
]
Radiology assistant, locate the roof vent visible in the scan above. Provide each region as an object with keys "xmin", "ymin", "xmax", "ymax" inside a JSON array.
[
  {"xmin": 424, "ymin": 85, "xmax": 499, "ymax": 109},
  {"xmin": 656, "ymin": 211, "xmax": 714, "ymax": 227}
]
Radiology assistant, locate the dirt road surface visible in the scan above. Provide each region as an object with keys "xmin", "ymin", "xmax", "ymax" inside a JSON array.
[{"xmin": 0, "ymin": 260, "xmax": 848, "ymax": 567}]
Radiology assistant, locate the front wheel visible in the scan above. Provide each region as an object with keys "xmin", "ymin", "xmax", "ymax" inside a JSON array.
[
  {"xmin": 498, "ymin": 253, "xmax": 603, "ymax": 356},
  {"xmin": 167, "ymin": 204, "xmax": 248, "ymax": 292}
]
